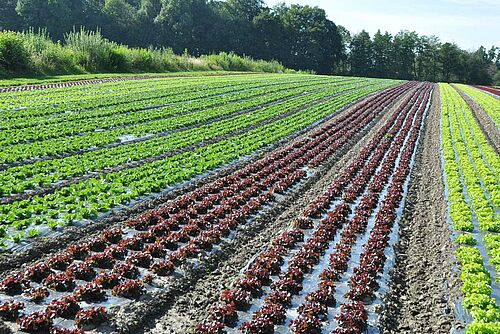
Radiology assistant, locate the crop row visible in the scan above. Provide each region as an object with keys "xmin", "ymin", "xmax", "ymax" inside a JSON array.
[
  {"xmin": 0, "ymin": 79, "xmax": 365, "ymax": 197},
  {"xmin": 0, "ymin": 81, "xmax": 399, "ymax": 246},
  {"xmin": 1, "ymin": 78, "xmax": 344, "ymax": 130},
  {"xmin": 0, "ymin": 75, "xmax": 250, "ymax": 117},
  {"xmin": 440, "ymin": 83, "xmax": 500, "ymax": 333},
  {"xmin": 0, "ymin": 75, "xmax": 188, "ymax": 107},
  {"xmin": 265, "ymin": 88, "xmax": 427, "ymax": 334},
  {"xmin": 0, "ymin": 76, "xmax": 301, "ymax": 134},
  {"xmin": 0, "ymin": 82, "xmax": 412, "ymax": 332},
  {"xmin": 456, "ymin": 84, "xmax": 500, "ymax": 127},
  {"xmin": 196, "ymin": 82, "xmax": 430, "ymax": 334},
  {"xmin": 0, "ymin": 79, "xmax": 369, "ymax": 165},
  {"xmin": 0, "ymin": 76, "xmax": 343, "ymax": 141},
  {"xmin": 0, "ymin": 73, "xmax": 216, "ymax": 93},
  {"xmin": 1, "ymin": 76, "xmax": 349, "ymax": 130},
  {"xmin": 441, "ymin": 84, "xmax": 500, "ymax": 236},
  {"xmin": 473, "ymin": 85, "xmax": 500, "ymax": 97},
  {"xmin": 334, "ymin": 85, "xmax": 429, "ymax": 333},
  {"xmin": 0, "ymin": 76, "xmax": 353, "ymax": 126},
  {"xmin": 0, "ymin": 74, "xmax": 289, "ymax": 117}
]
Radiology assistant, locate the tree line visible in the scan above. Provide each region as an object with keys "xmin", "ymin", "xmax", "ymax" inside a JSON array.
[
  {"xmin": 339, "ymin": 29, "xmax": 500, "ymax": 85},
  {"xmin": 1, "ymin": 0, "xmax": 499, "ymax": 84}
]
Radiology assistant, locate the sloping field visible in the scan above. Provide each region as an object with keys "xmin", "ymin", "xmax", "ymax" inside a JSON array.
[{"xmin": 0, "ymin": 73, "xmax": 498, "ymax": 334}]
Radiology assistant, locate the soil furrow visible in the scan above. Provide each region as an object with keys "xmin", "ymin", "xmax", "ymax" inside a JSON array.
[{"xmin": 379, "ymin": 84, "xmax": 465, "ymax": 334}]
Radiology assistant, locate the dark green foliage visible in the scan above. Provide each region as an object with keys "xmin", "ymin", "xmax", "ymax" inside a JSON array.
[
  {"xmin": 275, "ymin": 4, "xmax": 342, "ymax": 74},
  {"xmin": 343, "ymin": 29, "xmax": 499, "ymax": 85},
  {"xmin": 1, "ymin": 0, "xmax": 343, "ymax": 75},
  {"xmin": 349, "ymin": 30, "xmax": 373, "ymax": 77},
  {"xmin": 0, "ymin": 0, "xmax": 22, "ymax": 31},
  {"xmin": 0, "ymin": 31, "xmax": 30, "ymax": 73},
  {"xmin": 0, "ymin": 29, "xmax": 286, "ymax": 77}
]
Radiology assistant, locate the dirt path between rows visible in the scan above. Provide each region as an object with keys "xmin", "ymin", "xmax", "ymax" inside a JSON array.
[
  {"xmin": 453, "ymin": 85, "xmax": 500, "ymax": 154},
  {"xmin": 142, "ymin": 87, "xmax": 418, "ymax": 334},
  {"xmin": 380, "ymin": 85, "xmax": 465, "ymax": 333}
]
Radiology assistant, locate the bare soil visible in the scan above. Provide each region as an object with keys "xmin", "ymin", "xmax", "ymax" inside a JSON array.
[{"xmin": 379, "ymin": 85, "xmax": 465, "ymax": 333}]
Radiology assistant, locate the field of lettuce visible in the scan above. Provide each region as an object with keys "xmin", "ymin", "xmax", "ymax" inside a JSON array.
[{"xmin": 0, "ymin": 73, "xmax": 498, "ymax": 334}]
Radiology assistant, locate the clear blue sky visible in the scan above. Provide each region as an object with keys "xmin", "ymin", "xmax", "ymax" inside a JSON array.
[{"xmin": 265, "ymin": 0, "xmax": 500, "ymax": 50}]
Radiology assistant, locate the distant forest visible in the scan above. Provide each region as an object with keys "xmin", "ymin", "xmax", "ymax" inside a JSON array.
[{"xmin": 1, "ymin": 0, "xmax": 499, "ymax": 84}]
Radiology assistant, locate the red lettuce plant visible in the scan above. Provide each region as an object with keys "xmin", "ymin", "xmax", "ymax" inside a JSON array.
[
  {"xmin": 50, "ymin": 326, "xmax": 84, "ymax": 334},
  {"xmin": 47, "ymin": 253, "xmax": 74, "ymax": 270},
  {"xmin": 85, "ymin": 252, "xmax": 116, "ymax": 269},
  {"xmin": 67, "ymin": 243, "xmax": 91, "ymax": 261},
  {"xmin": 333, "ymin": 301, "xmax": 368, "ymax": 334},
  {"xmin": 113, "ymin": 262, "xmax": 140, "ymax": 279},
  {"xmin": 240, "ymin": 317, "xmax": 275, "ymax": 334},
  {"xmin": 209, "ymin": 303, "xmax": 238, "ymax": 326},
  {"xmin": 111, "ymin": 279, "xmax": 144, "ymax": 299},
  {"xmin": 0, "ymin": 300, "xmax": 24, "ymax": 321},
  {"xmin": 102, "ymin": 228, "xmax": 124, "ymax": 244},
  {"xmin": 220, "ymin": 289, "xmax": 251, "ymax": 311},
  {"xmin": 17, "ymin": 311, "xmax": 54, "ymax": 333},
  {"xmin": 88, "ymin": 236, "xmax": 108, "ymax": 252},
  {"xmin": 93, "ymin": 271, "xmax": 121, "ymax": 289},
  {"xmin": 104, "ymin": 244, "xmax": 128, "ymax": 260},
  {"xmin": 126, "ymin": 251, "xmax": 153, "ymax": 268},
  {"xmin": 43, "ymin": 272, "xmax": 75, "ymax": 292},
  {"xmin": 144, "ymin": 243, "xmax": 166, "ymax": 258},
  {"xmin": 24, "ymin": 287, "xmax": 49, "ymax": 303},
  {"xmin": 74, "ymin": 282, "xmax": 106, "ymax": 302},
  {"xmin": 47, "ymin": 295, "xmax": 80, "ymax": 318},
  {"xmin": 119, "ymin": 236, "xmax": 144, "ymax": 251},
  {"xmin": 74, "ymin": 307, "xmax": 107, "ymax": 330},
  {"xmin": 150, "ymin": 260, "xmax": 175, "ymax": 276},
  {"xmin": 235, "ymin": 275, "xmax": 263, "ymax": 298},
  {"xmin": 196, "ymin": 319, "xmax": 226, "ymax": 334},
  {"xmin": 289, "ymin": 315, "xmax": 322, "ymax": 334},
  {"xmin": 0, "ymin": 273, "xmax": 27, "ymax": 295},
  {"xmin": 66, "ymin": 262, "xmax": 96, "ymax": 281},
  {"xmin": 25, "ymin": 262, "xmax": 53, "ymax": 282}
]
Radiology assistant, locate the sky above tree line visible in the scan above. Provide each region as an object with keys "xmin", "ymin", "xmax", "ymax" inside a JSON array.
[{"xmin": 265, "ymin": 0, "xmax": 500, "ymax": 50}]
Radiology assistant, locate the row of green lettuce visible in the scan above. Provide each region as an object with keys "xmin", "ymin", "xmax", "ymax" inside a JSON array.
[
  {"xmin": 440, "ymin": 83, "xmax": 500, "ymax": 333},
  {"xmin": 0, "ymin": 75, "xmax": 338, "ymax": 128},
  {"xmin": 0, "ymin": 76, "xmax": 344, "ymax": 163},
  {"xmin": 0, "ymin": 71, "xmax": 267, "ymax": 88},
  {"xmin": 0, "ymin": 77, "xmax": 352, "ymax": 154},
  {"xmin": 0, "ymin": 74, "xmax": 316, "ymax": 117},
  {"xmin": 0, "ymin": 78, "xmax": 372, "ymax": 197}
]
